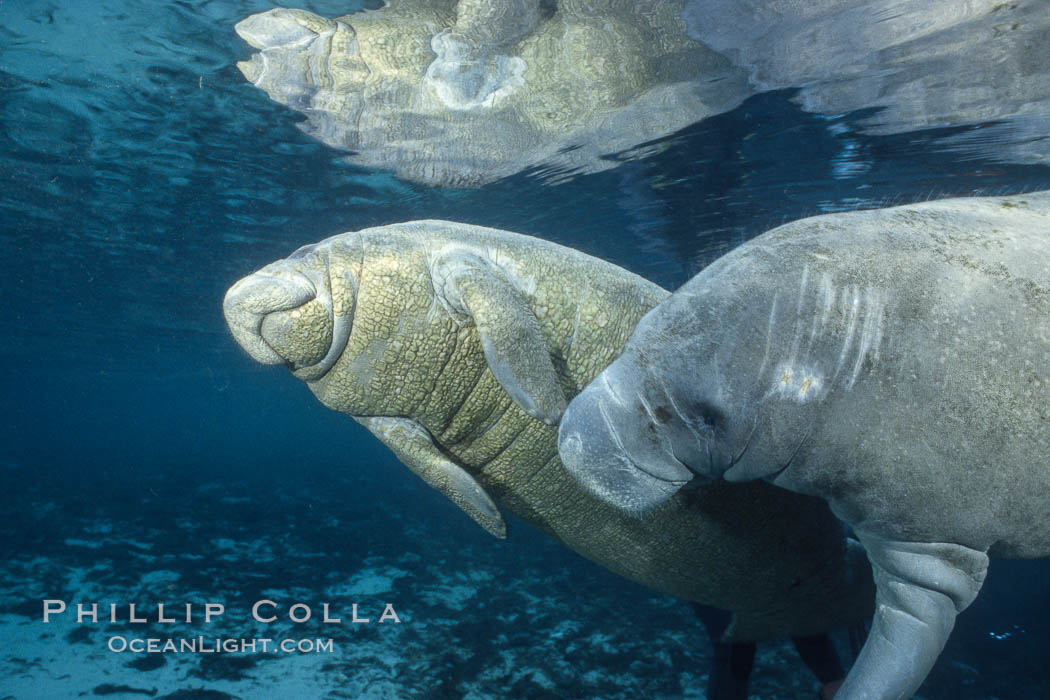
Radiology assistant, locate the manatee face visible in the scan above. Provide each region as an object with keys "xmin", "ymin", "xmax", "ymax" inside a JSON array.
[
  {"xmin": 558, "ymin": 365, "xmax": 696, "ymax": 513},
  {"xmin": 558, "ymin": 262, "xmax": 827, "ymax": 511},
  {"xmin": 235, "ymin": 9, "xmax": 371, "ymax": 115},
  {"xmin": 558, "ymin": 317, "xmax": 743, "ymax": 512},
  {"xmin": 223, "ymin": 241, "xmax": 356, "ymax": 382}
]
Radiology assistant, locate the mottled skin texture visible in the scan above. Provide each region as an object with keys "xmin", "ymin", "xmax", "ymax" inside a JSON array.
[
  {"xmin": 558, "ymin": 193, "xmax": 1050, "ymax": 698},
  {"xmin": 224, "ymin": 220, "xmax": 874, "ymax": 644},
  {"xmin": 233, "ymin": 1, "xmax": 749, "ymax": 186}
]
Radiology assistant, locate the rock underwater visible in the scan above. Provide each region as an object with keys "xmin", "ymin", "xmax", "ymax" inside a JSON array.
[{"xmin": 233, "ymin": 0, "xmax": 750, "ymax": 186}]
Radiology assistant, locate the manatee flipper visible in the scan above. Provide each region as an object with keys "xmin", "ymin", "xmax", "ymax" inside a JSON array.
[
  {"xmin": 357, "ymin": 416, "xmax": 507, "ymax": 539},
  {"xmin": 432, "ymin": 249, "xmax": 567, "ymax": 424},
  {"xmin": 836, "ymin": 533, "xmax": 989, "ymax": 699}
]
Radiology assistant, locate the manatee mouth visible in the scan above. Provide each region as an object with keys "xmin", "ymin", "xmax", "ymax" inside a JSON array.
[
  {"xmin": 558, "ymin": 384, "xmax": 694, "ymax": 514},
  {"xmin": 558, "ymin": 430, "xmax": 692, "ymax": 514},
  {"xmin": 222, "ymin": 263, "xmax": 352, "ymax": 380},
  {"xmin": 596, "ymin": 397, "xmax": 694, "ymax": 485}
]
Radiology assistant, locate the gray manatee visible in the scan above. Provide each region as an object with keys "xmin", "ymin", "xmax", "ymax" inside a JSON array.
[
  {"xmin": 558, "ymin": 193, "xmax": 1050, "ymax": 698},
  {"xmin": 233, "ymin": 1, "xmax": 749, "ymax": 186},
  {"xmin": 223, "ymin": 220, "xmax": 874, "ymax": 647}
]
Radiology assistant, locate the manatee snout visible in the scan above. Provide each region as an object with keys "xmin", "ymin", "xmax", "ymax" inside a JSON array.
[
  {"xmin": 224, "ymin": 269, "xmax": 318, "ymax": 363},
  {"xmin": 223, "ymin": 259, "xmax": 351, "ymax": 381},
  {"xmin": 235, "ymin": 9, "xmax": 367, "ymax": 102},
  {"xmin": 235, "ymin": 8, "xmax": 337, "ymax": 51},
  {"xmin": 558, "ymin": 373, "xmax": 695, "ymax": 513}
]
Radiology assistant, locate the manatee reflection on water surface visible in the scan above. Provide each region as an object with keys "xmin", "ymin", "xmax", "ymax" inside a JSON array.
[{"xmin": 235, "ymin": 0, "xmax": 1050, "ymax": 186}]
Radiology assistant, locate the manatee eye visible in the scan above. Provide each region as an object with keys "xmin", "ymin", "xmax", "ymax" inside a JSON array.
[
  {"xmin": 652, "ymin": 405, "xmax": 673, "ymax": 424},
  {"xmin": 690, "ymin": 400, "xmax": 724, "ymax": 430}
]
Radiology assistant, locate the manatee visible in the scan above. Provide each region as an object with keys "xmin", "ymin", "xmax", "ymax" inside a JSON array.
[
  {"xmin": 223, "ymin": 220, "xmax": 875, "ymax": 675},
  {"xmin": 233, "ymin": 1, "xmax": 749, "ymax": 186},
  {"xmin": 558, "ymin": 193, "xmax": 1050, "ymax": 699}
]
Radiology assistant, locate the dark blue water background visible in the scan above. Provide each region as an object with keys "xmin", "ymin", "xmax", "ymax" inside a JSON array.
[{"xmin": 2, "ymin": 1, "xmax": 1049, "ymax": 697}]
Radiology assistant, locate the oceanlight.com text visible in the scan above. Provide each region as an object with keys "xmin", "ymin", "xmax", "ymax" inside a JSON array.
[{"xmin": 107, "ymin": 636, "xmax": 336, "ymax": 654}]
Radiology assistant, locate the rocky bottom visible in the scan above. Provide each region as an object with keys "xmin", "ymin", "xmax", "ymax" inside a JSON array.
[{"xmin": 0, "ymin": 461, "xmax": 1043, "ymax": 699}]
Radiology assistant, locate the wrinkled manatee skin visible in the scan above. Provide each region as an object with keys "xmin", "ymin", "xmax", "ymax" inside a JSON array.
[{"xmin": 225, "ymin": 220, "xmax": 874, "ymax": 642}]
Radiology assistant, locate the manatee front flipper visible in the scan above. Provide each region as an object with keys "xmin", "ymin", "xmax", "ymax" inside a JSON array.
[
  {"xmin": 836, "ymin": 533, "xmax": 989, "ymax": 700},
  {"xmin": 357, "ymin": 416, "xmax": 507, "ymax": 539},
  {"xmin": 431, "ymin": 249, "xmax": 566, "ymax": 425}
]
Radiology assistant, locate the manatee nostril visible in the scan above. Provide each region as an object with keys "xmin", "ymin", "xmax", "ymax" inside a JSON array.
[
  {"xmin": 224, "ymin": 272, "xmax": 315, "ymax": 316},
  {"xmin": 652, "ymin": 405, "xmax": 673, "ymax": 424}
]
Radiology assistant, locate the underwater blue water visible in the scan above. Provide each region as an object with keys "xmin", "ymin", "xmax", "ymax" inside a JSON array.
[{"xmin": 2, "ymin": 0, "xmax": 1050, "ymax": 698}]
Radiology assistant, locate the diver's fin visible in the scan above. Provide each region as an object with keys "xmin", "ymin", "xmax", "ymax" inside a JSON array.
[
  {"xmin": 357, "ymin": 416, "xmax": 506, "ymax": 539},
  {"xmin": 432, "ymin": 249, "xmax": 566, "ymax": 425},
  {"xmin": 836, "ymin": 531, "xmax": 989, "ymax": 699}
]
